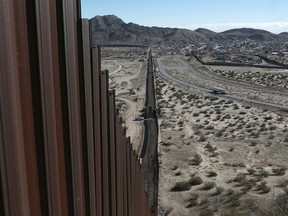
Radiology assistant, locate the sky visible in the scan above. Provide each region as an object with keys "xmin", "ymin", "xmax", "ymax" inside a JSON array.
[{"xmin": 81, "ymin": 0, "xmax": 288, "ymax": 33}]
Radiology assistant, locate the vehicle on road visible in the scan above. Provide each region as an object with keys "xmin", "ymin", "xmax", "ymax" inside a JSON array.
[
  {"xmin": 210, "ymin": 87, "xmax": 226, "ymax": 94},
  {"xmin": 133, "ymin": 116, "xmax": 144, "ymax": 121}
]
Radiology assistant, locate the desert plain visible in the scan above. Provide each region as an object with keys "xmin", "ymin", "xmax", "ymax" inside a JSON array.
[{"xmin": 101, "ymin": 47, "xmax": 288, "ymax": 216}]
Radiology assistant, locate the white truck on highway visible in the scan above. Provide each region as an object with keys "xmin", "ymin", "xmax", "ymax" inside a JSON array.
[{"xmin": 210, "ymin": 87, "xmax": 226, "ymax": 94}]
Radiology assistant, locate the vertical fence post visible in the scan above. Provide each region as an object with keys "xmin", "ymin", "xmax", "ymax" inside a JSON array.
[
  {"xmin": 115, "ymin": 114, "xmax": 123, "ymax": 216},
  {"xmin": 81, "ymin": 18, "xmax": 96, "ymax": 216},
  {"xmin": 33, "ymin": 0, "xmax": 73, "ymax": 214},
  {"xmin": 126, "ymin": 139, "xmax": 132, "ymax": 216},
  {"xmin": 99, "ymin": 70, "xmax": 111, "ymax": 215},
  {"xmin": 61, "ymin": 0, "xmax": 86, "ymax": 214},
  {"xmin": 91, "ymin": 46, "xmax": 103, "ymax": 216},
  {"xmin": 0, "ymin": 1, "xmax": 40, "ymax": 215},
  {"xmin": 121, "ymin": 125, "xmax": 130, "ymax": 216},
  {"xmin": 109, "ymin": 90, "xmax": 117, "ymax": 216}
]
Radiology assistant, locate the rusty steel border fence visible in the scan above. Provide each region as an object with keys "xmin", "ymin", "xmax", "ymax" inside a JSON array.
[{"xmin": 0, "ymin": 1, "xmax": 152, "ymax": 215}]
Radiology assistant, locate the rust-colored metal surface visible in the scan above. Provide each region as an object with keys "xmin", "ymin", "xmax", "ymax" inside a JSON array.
[
  {"xmin": 115, "ymin": 114, "xmax": 124, "ymax": 216},
  {"xmin": 126, "ymin": 138, "xmax": 132, "ymax": 216},
  {"xmin": 100, "ymin": 70, "xmax": 110, "ymax": 216},
  {"xmin": 62, "ymin": 0, "xmax": 86, "ymax": 214},
  {"xmin": 34, "ymin": 0, "xmax": 69, "ymax": 214},
  {"xmin": 14, "ymin": 0, "xmax": 42, "ymax": 215},
  {"xmin": 122, "ymin": 128, "xmax": 128, "ymax": 216},
  {"xmin": 109, "ymin": 91, "xmax": 117, "ymax": 216},
  {"xmin": 82, "ymin": 19, "xmax": 96, "ymax": 216},
  {"xmin": 92, "ymin": 47, "xmax": 103, "ymax": 216},
  {"xmin": 48, "ymin": 0, "xmax": 70, "ymax": 215},
  {"xmin": 0, "ymin": 1, "xmax": 35, "ymax": 215},
  {"xmin": 0, "ymin": 1, "xmax": 152, "ymax": 215}
]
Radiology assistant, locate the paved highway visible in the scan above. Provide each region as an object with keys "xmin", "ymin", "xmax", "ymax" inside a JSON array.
[
  {"xmin": 175, "ymin": 56, "xmax": 288, "ymax": 97},
  {"xmin": 157, "ymin": 56, "xmax": 288, "ymax": 111}
]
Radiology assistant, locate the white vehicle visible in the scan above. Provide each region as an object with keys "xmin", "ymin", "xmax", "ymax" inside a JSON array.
[{"xmin": 210, "ymin": 87, "xmax": 226, "ymax": 94}]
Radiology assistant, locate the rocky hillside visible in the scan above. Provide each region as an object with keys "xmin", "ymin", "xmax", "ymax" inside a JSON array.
[
  {"xmin": 91, "ymin": 15, "xmax": 288, "ymax": 46},
  {"xmin": 220, "ymin": 28, "xmax": 277, "ymax": 41},
  {"xmin": 90, "ymin": 15, "xmax": 207, "ymax": 46}
]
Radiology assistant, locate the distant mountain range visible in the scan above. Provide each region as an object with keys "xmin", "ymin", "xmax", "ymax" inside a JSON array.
[{"xmin": 90, "ymin": 15, "xmax": 288, "ymax": 46}]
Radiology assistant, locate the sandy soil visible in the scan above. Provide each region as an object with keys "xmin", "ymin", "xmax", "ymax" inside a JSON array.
[
  {"xmin": 101, "ymin": 47, "xmax": 147, "ymax": 152},
  {"xmin": 156, "ymin": 56, "xmax": 288, "ymax": 216}
]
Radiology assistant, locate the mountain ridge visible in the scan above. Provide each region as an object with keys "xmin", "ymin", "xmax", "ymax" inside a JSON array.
[{"xmin": 91, "ymin": 15, "xmax": 287, "ymax": 46}]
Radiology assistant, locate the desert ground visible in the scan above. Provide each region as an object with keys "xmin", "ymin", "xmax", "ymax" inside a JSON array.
[
  {"xmin": 101, "ymin": 47, "xmax": 148, "ymax": 152},
  {"xmin": 156, "ymin": 54, "xmax": 288, "ymax": 215},
  {"xmin": 101, "ymin": 47, "xmax": 288, "ymax": 215}
]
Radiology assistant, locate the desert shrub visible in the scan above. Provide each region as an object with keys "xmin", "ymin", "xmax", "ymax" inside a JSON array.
[
  {"xmin": 229, "ymin": 193, "xmax": 241, "ymax": 207},
  {"xmin": 175, "ymin": 171, "xmax": 182, "ymax": 176},
  {"xmin": 189, "ymin": 176, "xmax": 203, "ymax": 186},
  {"xmin": 207, "ymin": 171, "xmax": 217, "ymax": 177},
  {"xmin": 186, "ymin": 193, "xmax": 199, "ymax": 208},
  {"xmin": 177, "ymin": 121, "xmax": 184, "ymax": 127},
  {"xmin": 203, "ymin": 120, "xmax": 209, "ymax": 125},
  {"xmin": 199, "ymin": 198, "xmax": 210, "ymax": 206},
  {"xmin": 199, "ymin": 208, "xmax": 213, "ymax": 216},
  {"xmin": 258, "ymin": 169, "xmax": 270, "ymax": 178},
  {"xmin": 264, "ymin": 116, "xmax": 273, "ymax": 121},
  {"xmin": 215, "ymin": 130, "xmax": 223, "ymax": 137},
  {"xmin": 268, "ymin": 195, "xmax": 288, "ymax": 215},
  {"xmin": 209, "ymin": 152, "xmax": 219, "ymax": 157},
  {"xmin": 272, "ymin": 167, "xmax": 286, "ymax": 176},
  {"xmin": 277, "ymin": 179, "xmax": 288, "ymax": 188},
  {"xmin": 269, "ymin": 125, "xmax": 277, "ymax": 130},
  {"xmin": 219, "ymin": 99, "xmax": 226, "ymax": 103},
  {"xmin": 205, "ymin": 143, "xmax": 216, "ymax": 152},
  {"xmin": 224, "ymin": 114, "xmax": 231, "ymax": 119},
  {"xmin": 205, "ymin": 125, "xmax": 214, "ymax": 130},
  {"xmin": 190, "ymin": 154, "xmax": 202, "ymax": 165},
  {"xmin": 231, "ymin": 161, "xmax": 246, "ymax": 168},
  {"xmin": 198, "ymin": 135, "xmax": 206, "ymax": 142},
  {"xmin": 200, "ymin": 110, "xmax": 208, "ymax": 114},
  {"xmin": 194, "ymin": 124, "xmax": 204, "ymax": 129},
  {"xmin": 226, "ymin": 189, "xmax": 235, "ymax": 196},
  {"xmin": 171, "ymin": 181, "xmax": 191, "ymax": 192},
  {"xmin": 201, "ymin": 182, "xmax": 216, "ymax": 190},
  {"xmin": 247, "ymin": 168, "xmax": 256, "ymax": 175},
  {"xmin": 249, "ymin": 141, "xmax": 257, "ymax": 146},
  {"xmin": 242, "ymin": 178, "xmax": 257, "ymax": 191},
  {"xmin": 228, "ymin": 122, "xmax": 236, "ymax": 127},
  {"xmin": 233, "ymin": 104, "xmax": 240, "ymax": 110},
  {"xmin": 233, "ymin": 173, "xmax": 246, "ymax": 184},
  {"xmin": 210, "ymin": 97, "xmax": 218, "ymax": 101},
  {"xmin": 256, "ymin": 181, "xmax": 271, "ymax": 193},
  {"xmin": 215, "ymin": 110, "xmax": 222, "ymax": 115},
  {"xmin": 213, "ymin": 187, "xmax": 224, "ymax": 195}
]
